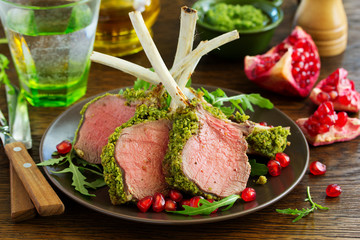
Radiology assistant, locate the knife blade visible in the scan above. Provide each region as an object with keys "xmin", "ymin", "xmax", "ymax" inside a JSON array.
[
  {"xmin": 0, "ymin": 109, "xmax": 65, "ymax": 217},
  {"xmin": 6, "ymin": 85, "xmax": 32, "ymax": 149},
  {"xmin": 5, "ymin": 84, "xmax": 36, "ymax": 222}
]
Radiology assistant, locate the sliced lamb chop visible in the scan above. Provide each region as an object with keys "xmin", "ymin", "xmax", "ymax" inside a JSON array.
[
  {"xmin": 129, "ymin": 10, "xmax": 250, "ymax": 198},
  {"xmin": 101, "ymin": 105, "xmax": 171, "ymax": 204},
  {"xmin": 74, "ymin": 86, "xmax": 165, "ymax": 164}
]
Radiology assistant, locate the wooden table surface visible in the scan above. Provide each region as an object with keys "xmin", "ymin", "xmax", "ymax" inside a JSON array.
[{"xmin": 1, "ymin": 0, "xmax": 359, "ymax": 239}]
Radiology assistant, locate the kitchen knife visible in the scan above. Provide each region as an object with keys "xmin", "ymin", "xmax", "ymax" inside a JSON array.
[
  {"xmin": 5, "ymin": 84, "xmax": 36, "ymax": 222},
  {"xmin": 1, "ymin": 102, "xmax": 65, "ymax": 217}
]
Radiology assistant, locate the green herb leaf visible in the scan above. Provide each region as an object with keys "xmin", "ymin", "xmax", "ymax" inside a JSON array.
[
  {"xmin": 168, "ymin": 194, "xmax": 240, "ymax": 216},
  {"xmin": 276, "ymin": 186, "xmax": 329, "ymax": 222},
  {"xmin": 249, "ymin": 159, "xmax": 268, "ymax": 176},
  {"xmin": 37, "ymin": 145, "xmax": 105, "ymax": 197},
  {"xmin": 37, "ymin": 156, "xmax": 67, "ymax": 166},
  {"xmin": 198, "ymin": 88, "xmax": 273, "ymax": 116}
]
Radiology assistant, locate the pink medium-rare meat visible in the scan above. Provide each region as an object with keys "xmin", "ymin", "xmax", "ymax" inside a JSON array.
[
  {"xmin": 74, "ymin": 94, "xmax": 137, "ymax": 164},
  {"xmin": 114, "ymin": 119, "xmax": 171, "ymax": 200},
  {"xmin": 181, "ymin": 106, "xmax": 251, "ymax": 198}
]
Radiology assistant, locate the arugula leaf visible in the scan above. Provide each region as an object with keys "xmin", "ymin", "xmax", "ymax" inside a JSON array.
[
  {"xmin": 168, "ymin": 194, "xmax": 240, "ymax": 216},
  {"xmin": 276, "ymin": 186, "xmax": 329, "ymax": 222},
  {"xmin": 37, "ymin": 146, "xmax": 105, "ymax": 197},
  {"xmin": 198, "ymin": 88, "xmax": 273, "ymax": 116},
  {"xmin": 37, "ymin": 156, "xmax": 66, "ymax": 166},
  {"xmin": 249, "ymin": 159, "xmax": 268, "ymax": 176},
  {"xmin": 133, "ymin": 79, "xmax": 152, "ymax": 90}
]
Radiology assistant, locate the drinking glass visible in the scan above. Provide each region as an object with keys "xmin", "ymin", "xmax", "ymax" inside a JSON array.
[{"xmin": 0, "ymin": 0, "xmax": 101, "ymax": 107}]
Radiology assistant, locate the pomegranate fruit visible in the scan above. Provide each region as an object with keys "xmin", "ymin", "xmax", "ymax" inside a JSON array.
[
  {"xmin": 164, "ymin": 199, "xmax": 177, "ymax": 211},
  {"xmin": 309, "ymin": 68, "xmax": 360, "ymax": 112},
  {"xmin": 56, "ymin": 140, "xmax": 72, "ymax": 155},
  {"xmin": 244, "ymin": 26, "xmax": 320, "ymax": 97},
  {"xmin": 296, "ymin": 101, "xmax": 360, "ymax": 146}
]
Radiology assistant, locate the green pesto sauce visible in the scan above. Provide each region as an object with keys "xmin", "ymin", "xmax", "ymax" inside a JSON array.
[
  {"xmin": 246, "ymin": 126, "xmax": 290, "ymax": 158},
  {"xmin": 204, "ymin": 3, "xmax": 270, "ymax": 31},
  {"xmin": 101, "ymin": 104, "xmax": 169, "ymax": 205}
]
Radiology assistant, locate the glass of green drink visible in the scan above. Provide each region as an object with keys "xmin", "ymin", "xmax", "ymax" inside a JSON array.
[{"xmin": 0, "ymin": 0, "xmax": 101, "ymax": 107}]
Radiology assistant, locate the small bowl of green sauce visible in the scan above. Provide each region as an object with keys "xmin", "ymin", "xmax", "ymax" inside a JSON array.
[{"xmin": 192, "ymin": 0, "xmax": 283, "ymax": 59}]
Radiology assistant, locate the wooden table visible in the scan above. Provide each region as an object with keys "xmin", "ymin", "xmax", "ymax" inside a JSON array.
[{"xmin": 0, "ymin": 0, "xmax": 359, "ymax": 239}]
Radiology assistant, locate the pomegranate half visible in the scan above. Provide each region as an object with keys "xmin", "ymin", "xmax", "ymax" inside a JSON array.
[
  {"xmin": 309, "ymin": 68, "xmax": 360, "ymax": 112},
  {"xmin": 244, "ymin": 26, "xmax": 320, "ymax": 97},
  {"xmin": 296, "ymin": 101, "xmax": 360, "ymax": 146}
]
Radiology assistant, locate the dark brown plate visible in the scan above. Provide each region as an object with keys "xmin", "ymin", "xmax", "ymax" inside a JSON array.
[{"xmin": 39, "ymin": 85, "xmax": 309, "ymax": 225}]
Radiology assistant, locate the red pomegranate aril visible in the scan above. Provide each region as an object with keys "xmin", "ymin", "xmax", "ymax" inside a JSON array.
[
  {"xmin": 326, "ymin": 184, "xmax": 342, "ymax": 197},
  {"xmin": 152, "ymin": 193, "xmax": 166, "ymax": 212},
  {"xmin": 338, "ymin": 94, "xmax": 351, "ymax": 105},
  {"xmin": 335, "ymin": 112, "xmax": 348, "ymax": 128},
  {"xmin": 317, "ymin": 92, "xmax": 330, "ymax": 102},
  {"xmin": 317, "ymin": 124, "xmax": 330, "ymax": 134},
  {"xmin": 56, "ymin": 140, "xmax": 72, "ymax": 155},
  {"xmin": 319, "ymin": 114, "xmax": 335, "ymax": 125},
  {"xmin": 309, "ymin": 161, "xmax": 327, "ymax": 175},
  {"xmin": 267, "ymin": 160, "xmax": 281, "ymax": 176},
  {"xmin": 241, "ymin": 187, "xmax": 256, "ymax": 202},
  {"xmin": 189, "ymin": 196, "xmax": 204, "ymax": 208},
  {"xmin": 275, "ymin": 152, "xmax": 290, "ymax": 167},
  {"xmin": 169, "ymin": 189, "xmax": 183, "ymax": 202},
  {"xmin": 137, "ymin": 196, "xmax": 153, "ymax": 213},
  {"xmin": 179, "ymin": 199, "xmax": 190, "ymax": 209},
  {"xmin": 164, "ymin": 199, "xmax": 177, "ymax": 211},
  {"xmin": 259, "ymin": 121, "xmax": 268, "ymax": 126}
]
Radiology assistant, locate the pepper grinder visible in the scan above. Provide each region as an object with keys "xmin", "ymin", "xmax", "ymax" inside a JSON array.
[{"xmin": 293, "ymin": 0, "xmax": 348, "ymax": 57}]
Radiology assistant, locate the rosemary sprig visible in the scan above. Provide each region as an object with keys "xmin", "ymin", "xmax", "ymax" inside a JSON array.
[{"xmin": 276, "ymin": 186, "xmax": 329, "ymax": 222}]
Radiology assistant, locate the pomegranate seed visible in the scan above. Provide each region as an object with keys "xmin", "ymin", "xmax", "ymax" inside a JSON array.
[
  {"xmin": 169, "ymin": 189, "xmax": 183, "ymax": 202},
  {"xmin": 335, "ymin": 112, "xmax": 348, "ymax": 128},
  {"xmin": 329, "ymin": 90, "xmax": 338, "ymax": 100},
  {"xmin": 241, "ymin": 187, "xmax": 256, "ymax": 202},
  {"xmin": 259, "ymin": 121, "xmax": 268, "ymax": 126},
  {"xmin": 326, "ymin": 184, "xmax": 342, "ymax": 197},
  {"xmin": 317, "ymin": 92, "xmax": 330, "ymax": 102},
  {"xmin": 309, "ymin": 161, "xmax": 326, "ymax": 175},
  {"xmin": 206, "ymin": 199, "xmax": 218, "ymax": 213},
  {"xmin": 317, "ymin": 101, "xmax": 334, "ymax": 115},
  {"xmin": 317, "ymin": 124, "xmax": 330, "ymax": 134},
  {"xmin": 338, "ymin": 94, "xmax": 351, "ymax": 105},
  {"xmin": 179, "ymin": 199, "xmax": 190, "ymax": 209},
  {"xmin": 189, "ymin": 196, "xmax": 204, "ymax": 208},
  {"xmin": 322, "ymin": 84, "xmax": 336, "ymax": 92},
  {"xmin": 319, "ymin": 114, "xmax": 335, "ymax": 125},
  {"xmin": 56, "ymin": 140, "xmax": 72, "ymax": 154},
  {"xmin": 275, "ymin": 152, "xmax": 290, "ymax": 167},
  {"xmin": 137, "ymin": 196, "xmax": 153, "ymax": 213},
  {"xmin": 164, "ymin": 199, "xmax": 177, "ymax": 211},
  {"xmin": 152, "ymin": 193, "xmax": 166, "ymax": 212},
  {"xmin": 267, "ymin": 160, "xmax": 281, "ymax": 176}
]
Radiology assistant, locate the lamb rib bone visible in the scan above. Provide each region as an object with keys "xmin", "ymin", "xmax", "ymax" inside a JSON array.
[
  {"xmin": 172, "ymin": 6, "xmax": 198, "ymax": 75},
  {"xmin": 90, "ymin": 32, "xmax": 238, "ymax": 95},
  {"xmin": 90, "ymin": 51, "xmax": 160, "ymax": 85},
  {"xmin": 129, "ymin": 11, "xmax": 189, "ymax": 107}
]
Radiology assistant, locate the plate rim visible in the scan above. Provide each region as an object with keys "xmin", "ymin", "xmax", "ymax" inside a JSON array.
[{"xmin": 39, "ymin": 85, "xmax": 310, "ymax": 225}]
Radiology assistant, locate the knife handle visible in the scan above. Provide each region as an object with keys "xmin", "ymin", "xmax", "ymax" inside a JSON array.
[
  {"xmin": 5, "ymin": 141, "xmax": 65, "ymax": 216},
  {"xmin": 10, "ymin": 162, "xmax": 36, "ymax": 222}
]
